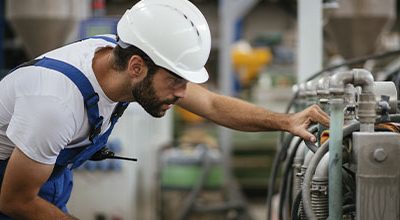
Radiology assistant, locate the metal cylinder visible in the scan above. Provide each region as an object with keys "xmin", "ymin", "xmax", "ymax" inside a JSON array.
[
  {"xmin": 293, "ymin": 142, "xmax": 306, "ymax": 199},
  {"xmin": 311, "ymin": 153, "xmax": 329, "ymax": 219},
  {"xmin": 325, "ymin": 0, "xmax": 396, "ymax": 59},
  {"xmin": 358, "ymin": 92, "xmax": 376, "ymax": 132},
  {"xmin": 374, "ymin": 81, "xmax": 398, "ymax": 114},
  {"xmin": 311, "ymin": 179, "xmax": 329, "ymax": 219},
  {"xmin": 6, "ymin": 0, "xmax": 90, "ymax": 58}
]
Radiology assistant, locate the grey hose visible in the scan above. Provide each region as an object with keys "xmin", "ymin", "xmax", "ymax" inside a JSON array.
[{"xmin": 302, "ymin": 122, "xmax": 360, "ymax": 220}]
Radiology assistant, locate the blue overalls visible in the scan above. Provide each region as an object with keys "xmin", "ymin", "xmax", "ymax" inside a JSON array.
[{"xmin": 0, "ymin": 36, "xmax": 128, "ymax": 219}]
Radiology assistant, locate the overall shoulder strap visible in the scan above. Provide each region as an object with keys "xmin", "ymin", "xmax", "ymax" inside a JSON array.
[
  {"xmin": 34, "ymin": 57, "xmax": 103, "ymax": 141},
  {"xmin": 13, "ymin": 36, "xmax": 129, "ymax": 168}
]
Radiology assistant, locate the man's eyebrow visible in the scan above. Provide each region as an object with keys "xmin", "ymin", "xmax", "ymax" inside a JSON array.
[{"xmin": 164, "ymin": 68, "xmax": 185, "ymax": 80}]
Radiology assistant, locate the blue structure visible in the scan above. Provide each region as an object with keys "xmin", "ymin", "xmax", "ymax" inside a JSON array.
[{"xmin": 79, "ymin": 17, "xmax": 119, "ymax": 39}]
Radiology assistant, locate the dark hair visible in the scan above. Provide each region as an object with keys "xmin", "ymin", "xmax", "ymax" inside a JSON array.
[{"xmin": 112, "ymin": 43, "xmax": 159, "ymax": 76}]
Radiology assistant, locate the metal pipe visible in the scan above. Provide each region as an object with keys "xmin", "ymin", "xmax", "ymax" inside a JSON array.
[
  {"xmin": 326, "ymin": 69, "xmax": 375, "ymax": 219},
  {"xmin": 353, "ymin": 69, "xmax": 374, "ymax": 93},
  {"xmin": 353, "ymin": 69, "xmax": 375, "ymax": 132},
  {"xmin": 316, "ymin": 76, "xmax": 330, "ymax": 145},
  {"xmin": 316, "ymin": 75, "xmax": 330, "ymax": 111},
  {"xmin": 328, "ymin": 98, "xmax": 345, "ymax": 220},
  {"xmin": 298, "ymin": 82, "xmax": 307, "ymax": 110},
  {"xmin": 344, "ymin": 84, "xmax": 357, "ymax": 122},
  {"xmin": 305, "ymin": 80, "xmax": 318, "ymax": 106},
  {"xmin": 330, "ymin": 69, "xmax": 376, "ymax": 132},
  {"xmin": 329, "ymin": 70, "xmax": 353, "ymax": 94}
]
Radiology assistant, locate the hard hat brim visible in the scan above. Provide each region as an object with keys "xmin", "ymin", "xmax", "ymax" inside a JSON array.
[{"xmin": 174, "ymin": 67, "xmax": 209, "ymax": 84}]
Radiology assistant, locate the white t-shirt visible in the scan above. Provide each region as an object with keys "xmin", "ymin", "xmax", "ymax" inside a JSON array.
[{"xmin": 0, "ymin": 35, "xmax": 119, "ymax": 164}]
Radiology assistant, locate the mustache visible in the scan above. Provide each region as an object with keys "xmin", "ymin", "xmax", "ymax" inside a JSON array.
[{"xmin": 163, "ymin": 97, "xmax": 180, "ymax": 105}]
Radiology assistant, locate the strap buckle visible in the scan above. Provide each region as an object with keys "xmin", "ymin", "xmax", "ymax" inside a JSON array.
[
  {"xmin": 112, "ymin": 102, "xmax": 129, "ymax": 118},
  {"xmin": 85, "ymin": 93, "xmax": 99, "ymax": 108},
  {"xmin": 89, "ymin": 116, "xmax": 103, "ymax": 142}
]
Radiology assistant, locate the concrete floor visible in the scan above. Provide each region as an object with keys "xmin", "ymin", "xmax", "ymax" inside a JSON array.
[
  {"xmin": 248, "ymin": 195, "xmax": 279, "ymax": 220},
  {"xmin": 248, "ymin": 200, "xmax": 267, "ymax": 220}
]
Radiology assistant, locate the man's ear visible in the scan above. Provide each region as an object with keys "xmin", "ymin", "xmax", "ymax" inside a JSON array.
[{"xmin": 127, "ymin": 55, "xmax": 145, "ymax": 78}]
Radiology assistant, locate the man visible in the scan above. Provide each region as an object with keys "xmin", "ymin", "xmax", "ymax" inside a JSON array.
[{"xmin": 0, "ymin": 0, "xmax": 329, "ymax": 219}]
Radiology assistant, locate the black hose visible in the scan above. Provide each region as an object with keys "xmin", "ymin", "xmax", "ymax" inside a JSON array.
[
  {"xmin": 343, "ymin": 204, "xmax": 356, "ymax": 214},
  {"xmin": 278, "ymin": 125, "xmax": 319, "ymax": 220},
  {"xmin": 302, "ymin": 122, "xmax": 360, "ymax": 220},
  {"xmin": 266, "ymin": 133, "xmax": 294, "ymax": 220},
  {"xmin": 278, "ymin": 136, "xmax": 303, "ymax": 220},
  {"xmin": 305, "ymin": 49, "xmax": 400, "ymax": 83},
  {"xmin": 291, "ymin": 190, "xmax": 302, "ymax": 220},
  {"xmin": 304, "ymin": 140, "xmax": 318, "ymax": 153},
  {"xmin": 284, "ymin": 167, "xmax": 294, "ymax": 219}
]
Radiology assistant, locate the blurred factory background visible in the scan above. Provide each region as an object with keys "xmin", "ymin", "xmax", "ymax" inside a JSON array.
[{"xmin": 0, "ymin": 0, "xmax": 400, "ymax": 220}]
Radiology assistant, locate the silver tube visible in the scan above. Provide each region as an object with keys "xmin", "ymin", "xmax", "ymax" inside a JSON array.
[
  {"xmin": 314, "ymin": 153, "xmax": 329, "ymax": 181},
  {"xmin": 306, "ymin": 80, "xmax": 318, "ymax": 97},
  {"xmin": 316, "ymin": 76, "xmax": 330, "ymax": 97},
  {"xmin": 352, "ymin": 68, "xmax": 374, "ymax": 93},
  {"xmin": 311, "ymin": 154, "xmax": 329, "ymax": 219},
  {"xmin": 329, "ymin": 71, "xmax": 353, "ymax": 95},
  {"xmin": 329, "ymin": 69, "xmax": 376, "ymax": 131},
  {"xmin": 302, "ymin": 150, "xmax": 315, "ymax": 169},
  {"xmin": 293, "ymin": 142, "xmax": 306, "ymax": 199}
]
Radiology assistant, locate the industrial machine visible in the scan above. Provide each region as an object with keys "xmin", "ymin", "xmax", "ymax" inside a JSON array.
[{"xmin": 266, "ymin": 50, "xmax": 400, "ymax": 220}]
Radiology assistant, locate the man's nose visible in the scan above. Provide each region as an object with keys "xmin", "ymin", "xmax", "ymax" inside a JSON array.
[{"xmin": 173, "ymin": 82, "xmax": 187, "ymax": 99}]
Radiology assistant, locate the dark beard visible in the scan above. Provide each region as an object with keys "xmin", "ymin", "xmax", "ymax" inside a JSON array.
[{"xmin": 131, "ymin": 74, "xmax": 166, "ymax": 118}]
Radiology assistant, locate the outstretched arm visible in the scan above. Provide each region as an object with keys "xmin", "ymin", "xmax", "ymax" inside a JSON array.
[
  {"xmin": 177, "ymin": 83, "xmax": 329, "ymax": 142},
  {"xmin": 0, "ymin": 148, "xmax": 77, "ymax": 220}
]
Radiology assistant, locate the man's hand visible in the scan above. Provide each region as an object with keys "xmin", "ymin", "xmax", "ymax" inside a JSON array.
[
  {"xmin": 287, "ymin": 104, "xmax": 330, "ymax": 142},
  {"xmin": 0, "ymin": 148, "xmax": 77, "ymax": 219}
]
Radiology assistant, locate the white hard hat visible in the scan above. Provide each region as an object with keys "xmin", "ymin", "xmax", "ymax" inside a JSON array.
[{"xmin": 117, "ymin": 0, "xmax": 211, "ymax": 83}]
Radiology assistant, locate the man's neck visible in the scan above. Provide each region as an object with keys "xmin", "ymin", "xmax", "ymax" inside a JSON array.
[{"xmin": 92, "ymin": 47, "xmax": 121, "ymax": 102}]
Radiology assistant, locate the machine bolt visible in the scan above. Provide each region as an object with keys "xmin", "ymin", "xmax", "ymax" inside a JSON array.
[{"xmin": 373, "ymin": 148, "xmax": 387, "ymax": 162}]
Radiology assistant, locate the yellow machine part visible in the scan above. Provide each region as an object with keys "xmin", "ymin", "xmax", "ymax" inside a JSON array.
[
  {"xmin": 232, "ymin": 46, "xmax": 272, "ymax": 86},
  {"xmin": 175, "ymin": 106, "xmax": 205, "ymax": 124}
]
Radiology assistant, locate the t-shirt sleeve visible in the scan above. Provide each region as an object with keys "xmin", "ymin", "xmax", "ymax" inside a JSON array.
[{"xmin": 6, "ymin": 95, "xmax": 76, "ymax": 164}]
